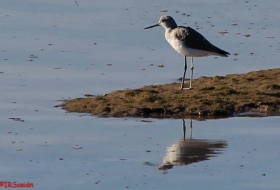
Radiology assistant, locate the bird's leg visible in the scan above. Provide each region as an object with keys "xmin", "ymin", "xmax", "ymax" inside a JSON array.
[
  {"xmin": 182, "ymin": 119, "xmax": 186, "ymax": 140},
  {"xmin": 188, "ymin": 57, "xmax": 194, "ymax": 89},
  {"xmin": 190, "ymin": 118, "xmax": 193, "ymax": 139},
  {"xmin": 182, "ymin": 57, "xmax": 194, "ymax": 90},
  {"xmin": 180, "ymin": 56, "xmax": 187, "ymax": 90}
]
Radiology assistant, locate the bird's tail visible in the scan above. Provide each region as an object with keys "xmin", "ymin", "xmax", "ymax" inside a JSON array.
[{"xmin": 217, "ymin": 48, "xmax": 230, "ymax": 57}]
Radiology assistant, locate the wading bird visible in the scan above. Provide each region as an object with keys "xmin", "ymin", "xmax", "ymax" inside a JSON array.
[{"xmin": 144, "ymin": 15, "xmax": 230, "ymax": 90}]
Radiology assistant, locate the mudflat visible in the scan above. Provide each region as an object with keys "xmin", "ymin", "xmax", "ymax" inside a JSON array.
[{"xmin": 61, "ymin": 68, "xmax": 280, "ymax": 118}]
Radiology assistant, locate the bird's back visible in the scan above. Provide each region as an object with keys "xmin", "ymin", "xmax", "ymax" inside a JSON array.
[{"xmin": 168, "ymin": 26, "xmax": 229, "ymax": 57}]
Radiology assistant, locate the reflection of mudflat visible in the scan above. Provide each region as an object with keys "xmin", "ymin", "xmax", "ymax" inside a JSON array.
[{"xmin": 158, "ymin": 139, "xmax": 227, "ymax": 170}]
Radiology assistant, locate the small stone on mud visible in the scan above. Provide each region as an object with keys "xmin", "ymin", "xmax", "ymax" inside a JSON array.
[
  {"xmin": 9, "ymin": 118, "xmax": 24, "ymax": 122},
  {"xmin": 267, "ymin": 36, "xmax": 274, "ymax": 39},
  {"xmin": 29, "ymin": 55, "xmax": 38, "ymax": 58},
  {"xmin": 218, "ymin": 30, "xmax": 228, "ymax": 35},
  {"xmin": 84, "ymin": 94, "xmax": 95, "ymax": 97},
  {"xmin": 139, "ymin": 120, "xmax": 154, "ymax": 123},
  {"xmin": 73, "ymin": 145, "xmax": 83, "ymax": 149},
  {"xmin": 182, "ymin": 13, "xmax": 191, "ymax": 17}
]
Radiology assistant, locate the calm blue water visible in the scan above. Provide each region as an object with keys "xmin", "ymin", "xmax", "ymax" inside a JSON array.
[
  {"xmin": 1, "ymin": 117, "xmax": 280, "ymax": 189},
  {"xmin": 0, "ymin": 0, "xmax": 279, "ymax": 189}
]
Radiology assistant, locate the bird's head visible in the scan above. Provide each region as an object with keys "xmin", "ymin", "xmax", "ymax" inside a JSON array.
[{"xmin": 144, "ymin": 15, "xmax": 177, "ymax": 30}]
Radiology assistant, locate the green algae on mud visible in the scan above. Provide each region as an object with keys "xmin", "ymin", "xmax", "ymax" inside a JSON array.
[{"xmin": 61, "ymin": 68, "xmax": 280, "ymax": 118}]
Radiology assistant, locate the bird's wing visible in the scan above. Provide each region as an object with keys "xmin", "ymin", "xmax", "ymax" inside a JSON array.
[{"xmin": 175, "ymin": 26, "xmax": 225, "ymax": 54}]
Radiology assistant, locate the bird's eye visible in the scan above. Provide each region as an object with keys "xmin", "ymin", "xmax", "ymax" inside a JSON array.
[{"xmin": 161, "ymin": 19, "xmax": 166, "ymax": 22}]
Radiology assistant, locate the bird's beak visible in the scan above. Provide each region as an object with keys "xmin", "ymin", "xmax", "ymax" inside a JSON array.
[{"xmin": 144, "ymin": 23, "xmax": 160, "ymax": 29}]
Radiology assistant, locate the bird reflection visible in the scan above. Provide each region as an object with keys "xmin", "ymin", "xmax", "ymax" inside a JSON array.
[{"xmin": 144, "ymin": 119, "xmax": 227, "ymax": 171}]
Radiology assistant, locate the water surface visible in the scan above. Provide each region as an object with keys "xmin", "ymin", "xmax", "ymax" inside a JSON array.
[{"xmin": 0, "ymin": 0, "xmax": 280, "ymax": 189}]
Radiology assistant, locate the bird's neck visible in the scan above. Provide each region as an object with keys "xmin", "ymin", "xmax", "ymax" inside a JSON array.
[
  {"xmin": 164, "ymin": 28, "xmax": 173, "ymax": 42},
  {"xmin": 164, "ymin": 27, "xmax": 173, "ymax": 33},
  {"xmin": 164, "ymin": 25, "xmax": 176, "ymax": 30}
]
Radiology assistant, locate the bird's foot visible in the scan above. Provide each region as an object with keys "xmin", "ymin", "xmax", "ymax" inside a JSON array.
[{"xmin": 179, "ymin": 87, "xmax": 194, "ymax": 90}]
